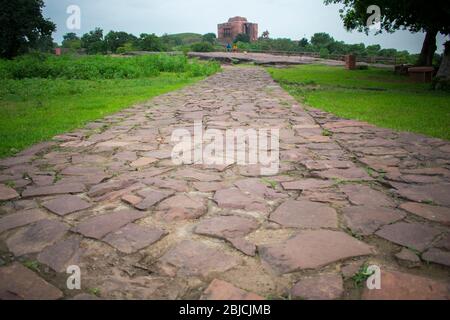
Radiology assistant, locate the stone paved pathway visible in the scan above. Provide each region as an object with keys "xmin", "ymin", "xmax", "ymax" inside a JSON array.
[{"xmin": 0, "ymin": 67, "xmax": 449, "ymax": 300}]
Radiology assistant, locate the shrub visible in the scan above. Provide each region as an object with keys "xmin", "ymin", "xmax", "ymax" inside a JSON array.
[
  {"xmin": 190, "ymin": 42, "xmax": 214, "ymax": 52},
  {"xmin": 0, "ymin": 53, "xmax": 220, "ymax": 80}
]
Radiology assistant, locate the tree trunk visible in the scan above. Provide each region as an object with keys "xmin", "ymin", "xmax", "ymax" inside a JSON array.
[
  {"xmin": 436, "ymin": 41, "xmax": 450, "ymax": 79},
  {"xmin": 416, "ymin": 29, "xmax": 438, "ymax": 66}
]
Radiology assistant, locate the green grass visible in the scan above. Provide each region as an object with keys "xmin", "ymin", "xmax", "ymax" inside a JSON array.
[
  {"xmin": 268, "ymin": 65, "xmax": 450, "ymax": 140},
  {"xmin": 0, "ymin": 53, "xmax": 220, "ymax": 158},
  {"xmin": 0, "ymin": 74, "xmax": 203, "ymax": 158}
]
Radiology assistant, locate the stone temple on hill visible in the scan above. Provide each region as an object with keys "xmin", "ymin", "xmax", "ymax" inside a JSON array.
[{"xmin": 217, "ymin": 16, "xmax": 258, "ymax": 44}]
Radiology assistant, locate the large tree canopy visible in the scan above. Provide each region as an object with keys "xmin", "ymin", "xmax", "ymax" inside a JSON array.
[
  {"xmin": 324, "ymin": 0, "xmax": 450, "ymax": 65},
  {"xmin": 0, "ymin": 0, "xmax": 56, "ymax": 59}
]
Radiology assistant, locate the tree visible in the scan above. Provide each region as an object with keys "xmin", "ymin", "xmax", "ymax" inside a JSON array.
[
  {"xmin": 298, "ymin": 38, "xmax": 309, "ymax": 48},
  {"xmin": 436, "ymin": 41, "xmax": 450, "ymax": 84},
  {"xmin": 35, "ymin": 34, "xmax": 56, "ymax": 53},
  {"xmin": 202, "ymin": 33, "xmax": 216, "ymax": 44},
  {"xmin": 191, "ymin": 42, "xmax": 214, "ymax": 52},
  {"xmin": 262, "ymin": 31, "xmax": 270, "ymax": 39},
  {"xmin": 234, "ymin": 33, "xmax": 250, "ymax": 43},
  {"xmin": 81, "ymin": 28, "xmax": 107, "ymax": 54},
  {"xmin": 0, "ymin": 0, "xmax": 56, "ymax": 58},
  {"xmin": 310, "ymin": 33, "xmax": 334, "ymax": 49},
  {"xmin": 324, "ymin": 0, "xmax": 450, "ymax": 66},
  {"xmin": 366, "ymin": 44, "xmax": 381, "ymax": 56},
  {"xmin": 139, "ymin": 33, "xmax": 162, "ymax": 51},
  {"xmin": 62, "ymin": 33, "xmax": 81, "ymax": 50},
  {"xmin": 105, "ymin": 31, "xmax": 137, "ymax": 53}
]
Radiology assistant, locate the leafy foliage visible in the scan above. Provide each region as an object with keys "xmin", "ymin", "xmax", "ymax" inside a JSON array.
[
  {"xmin": 139, "ymin": 33, "xmax": 163, "ymax": 52},
  {"xmin": 234, "ymin": 33, "xmax": 251, "ymax": 43},
  {"xmin": 0, "ymin": 0, "xmax": 56, "ymax": 59},
  {"xmin": 190, "ymin": 42, "xmax": 215, "ymax": 52},
  {"xmin": 105, "ymin": 31, "xmax": 138, "ymax": 53},
  {"xmin": 0, "ymin": 54, "xmax": 220, "ymax": 80},
  {"xmin": 81, "ymin": 28, "xmax": 107, "ymax": 55},
  {"xmin": 202, "ymin": 33, "xmax": 217, "ymax": 44}
]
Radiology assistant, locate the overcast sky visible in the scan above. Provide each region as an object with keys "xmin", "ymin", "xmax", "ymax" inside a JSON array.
[{"xmin": 43, "ymin": 0, "xmax": 447, "ymax": 53}]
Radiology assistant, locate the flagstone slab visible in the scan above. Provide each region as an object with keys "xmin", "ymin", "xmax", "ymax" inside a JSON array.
[
  {"xmin": 0, "ymin": 209, "xmax": 47, "ymax": 234},
  {"xmin": 314, "ymin": 168, "xmax": 373, "ymax": 181},
  {"xmin": 195, "ymin": 215, "xmax": 259, "ymax": 240},
  {"xmin": 6, "ymin": 219, "xmax": 69, "ymax": 256},
  {"xmin": 435, "ymin": 234, "xmax": 450, "ymax": 250},
  {"xmin": 144, "ymin": 177, "xmax": 189, "ymax": 192},
  {"xmin": 0, "ymin": 263, "xmax": 63, "ymax": 300},
  {"xmin": 422, "ymin": 248, "xmax": 450, "ymax": 267},
  {"xmin": 22, "ymin": 183, "xmax": 85, "ymax": 198},
  {"xmin": 42, "ymin": 195, "xmax": 91, "ymax": 216},
  {"xmin": 270, "ymin": 200, "xmax": 338, "ymax": 229},
  {"xmin": 399, "ymin": 202, "xmax": 450, "ymax": 226},
  {"xmin": 193, "ymin": 181, "xmax": 229, "ymax": 192},
  {"xmin": 214, "ymin": 187, "xmax": 268, "ymax": 212},
  {"xmin": 121, "ymin": 194, "xmax": 143, "ymax": 206},
  {"xmin": 88, "ymin": 179, "xmax": 137, "ymax": 198},
  {"xmin": 157, "ymin": 194, "xmax": 206, "ymax": 217},
  {"xmin": 259, "ymin": 230, "xmax": 373, "ymax": 274},
  {"xmin": 157, "ymin": 240, "xmax": 239, "ymax": 277},
  {"xmin": 175, "ymin": 169, "xmax": 222, "ymax": 182},
  {"xmin": 60, "ymin": 166, "xmax": 105, "ymax": 176},
  {"xmin": 0, "ymin": 184, "xmax": 19, "ymax": 201},
  {"xmin": 103, "ymin": 223, "xmax": 167, "ymax": 254},
  {"xmin": 234, "ymin": 178, "xmax": 287, "ymax": 199},
  {"xmin": 194, "ymin": 215, "xmax": 259, "ymax": 254},
  {"xmin": 362, "ymin": 270, "xmax": 449, "ymax": 300},
  {"xmin": 291, "ymin": 274, "xmax": 344, "ymax": 300},
  {"xmin": 375, "ymin": 222, "xmax": 441, "ymax": 252},
  {"xmin": 37, "ymin": 237, "xmax": 83, "ymax": 272},
  {"xmin": 391, "ymin": 182, "xmax": 450, "ymax": 206},
  {"xmin": 301, "ymin": 160, "xmax": 353, "ymax": 171},
  {"xmin": 281, "ymin": 179, "xmax": 334, "ymax": 191},
  {"xmin": 395, "ymin": 248, "xmax": 421, "ymax": 268},
  {"xmin": 130, "ymin": 157, "xmax": 158, "ymax": 168},
  {"xmin": 201, "ymin": 279, "xmax": 264, "ymax": 300},
  {"xmin": 342, "ymin": 206, "xmax": 406, "ymax": 236},
  {"xmin": 340, "ymin": 184, "xmax": 395, "ymax": 207},
  {"xmin": 72, "ymin": 210, "xmax": 145, "ymax": 239},
  {"xmin": 134, "ymin": 189, "xmax": 174, "ymax": 210}
]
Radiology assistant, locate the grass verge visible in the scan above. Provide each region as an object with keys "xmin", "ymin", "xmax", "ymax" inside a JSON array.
[
  {"xmin": 0, "ymin": 74, "xmax": 202, "ymax": 157},
  {"xmin": 268, "ymin": 64, "xmax": 450, "ymax": 140}
]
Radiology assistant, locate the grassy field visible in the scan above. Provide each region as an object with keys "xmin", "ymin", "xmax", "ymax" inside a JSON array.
[
  {"xmin": 268, "ymin": 65, "xmax": 450, "ymax": 140},
  {"xmin": 0, "ymin": 54, "xmax": 219, "ymax": 158}
]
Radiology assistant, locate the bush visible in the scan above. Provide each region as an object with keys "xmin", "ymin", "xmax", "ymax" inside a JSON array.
[
  {"xmin": 190, "ymin": 42, "xmax": 214, "ymax": 52},
  {"xmin": 0, "ymin": 53, "xmax": 220, "ymax": 80}
]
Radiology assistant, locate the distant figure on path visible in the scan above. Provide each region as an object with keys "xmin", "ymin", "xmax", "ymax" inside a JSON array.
[
  {"xmin": 232, "ymin": 44, "xmax": 238, "ymax": 53},
  {"xmin": 226, "ymin": 43, "xmax": 232, "ymax": 52}
]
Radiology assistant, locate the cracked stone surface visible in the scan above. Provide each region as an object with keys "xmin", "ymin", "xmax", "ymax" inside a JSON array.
[
  {"xmin": 375, "ymin": 222, "xmax": 442, "ymax": 252},
  {"xmin": 0, "ymin": 209, "xmax": 48, "ymax": 233},
  {"xmin": 0, "ymin": 263, "xmax": 63, "ymax": 300},
  {"xmin": 270, "ymin": 200, "xmax": 338, "ymax": 229},
  {"xmin": 0, "ymin": 184, "xmax": 20, "ymax": 201},
  {"xmin": 201, "ymin": 279, "xmax": 264, "ymax": 300},
  {"xmin": 72, "ymin": 210, "xmax": 145, "ymax": 239},
  {"xmin": 103, "ymin": 223, "xmax": 167, "ymax": 254},
  {"xmin": 37, "ymin": 236, "xmax": 83, "ymax": 272},
  {"xmin": 291, "ymin": 274, "xmax": 344, "ymax": 300},
  {"xmin": 0, "ymin": 66, "xmax": 449, "ymax": 300},
  {"xmin": 259, "ymin": 230, "xmax": 373, "ymax": 274},
  {"xmin": 342, "ymin": 206, "xmax": 406, "ymax": 236},
  {"xmin": 6, "ymin": 219, "xmax": 69, "ymax": 256},
  {"xmin": 362, "ymin": 270, "xmax": 450, "ymax": 300},
  {"xmin": 157, "ymin": 240, "xmax": 239, "ymax": 277},
  {"xmin": 42, "ymin": 195, "xmax": 91, "ymax": 216}
]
